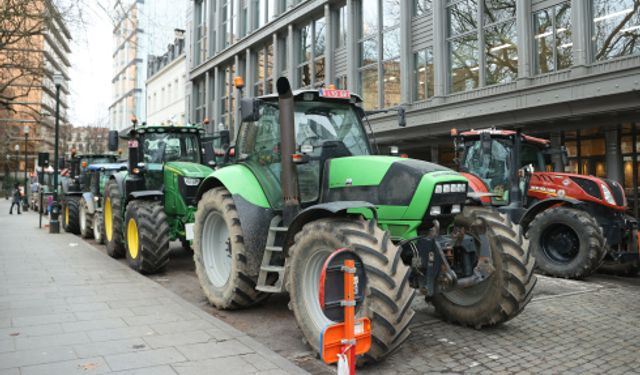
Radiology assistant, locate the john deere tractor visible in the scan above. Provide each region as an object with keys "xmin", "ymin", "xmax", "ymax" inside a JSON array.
[
  {"xmin": 102, "ymin": 123, "xmax": 216, "ymax": 274},
  {"xmin": 77, "ymin": 163, "xmax": 128, "ymax": 242},
  {"xmin": 454, "ymin": 129, "xmax": 639, "ymax": 278},
  {"xmin": 61, "ymin": 153, "xmax": 119, "ymax": 234},
  {"xmin": 191, "ymin": 78, "xmax": 535, "ymax": 363}
]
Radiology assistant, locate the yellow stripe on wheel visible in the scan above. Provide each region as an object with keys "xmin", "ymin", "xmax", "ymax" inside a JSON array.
[{"xmin": 105, "ymin": 197, "xmax": 113, "ymax": 241}]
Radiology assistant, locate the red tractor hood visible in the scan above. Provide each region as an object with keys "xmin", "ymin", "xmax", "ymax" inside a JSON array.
[{"xmin": 528, "ymin": 172, "xmax": 627, "ymax": 211}]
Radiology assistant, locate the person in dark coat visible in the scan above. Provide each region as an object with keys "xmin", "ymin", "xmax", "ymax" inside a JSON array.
[{"xmin": 9, "ymin": 183, "xmax": 21, "ymax": 215}]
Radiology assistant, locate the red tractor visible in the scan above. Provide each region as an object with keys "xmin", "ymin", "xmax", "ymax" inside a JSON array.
[{"xmin": 454, "ymin": 129, "xmax": 639, "ymax": 278}]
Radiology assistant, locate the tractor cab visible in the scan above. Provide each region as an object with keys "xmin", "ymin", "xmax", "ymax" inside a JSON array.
[
  {"xmin": 455, "ymin": 129, "xmax": 552, "ymax": 208},
  {"xmin": 65, "ymin": 153, "xmax": 119, "ymax": 194},
  {"xmin": 237, "ymin": 89, "xmax": 372, "ymax": 208}
]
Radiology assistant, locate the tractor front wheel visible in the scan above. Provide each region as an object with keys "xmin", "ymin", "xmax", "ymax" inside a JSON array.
[
  {"xmin": 104, "ymin": 180, "xmax": 125, "ymax": 258},
  {"xmin": 124, "ymin": 200, "xmax": 171, "ymax": 274},
  {"xmin": 193, "ymin": 187, "xmax": 267, "ymax": 309},
  {"xmin": 286, "ymin": 217, "xmax": 415, "ymax": 364},
  {"xmin": 527, "ymin": 207, "xmax": 605, "ymax": 279},
  {"xmin": 79, "ymin": 197, "xmax": 93, "ymax": 239},
  {"xmin": 431, "ymin": 207, "xmax": 536, "ymax": 328},
  {"xmin": 62, "ymin": 197, "xmax": 80, "ymax": 234}
]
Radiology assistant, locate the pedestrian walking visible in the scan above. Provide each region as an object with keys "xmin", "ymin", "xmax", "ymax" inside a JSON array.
[{"xmin": 9, "ymin": 184, "xmax": 21, "ymax": 215}]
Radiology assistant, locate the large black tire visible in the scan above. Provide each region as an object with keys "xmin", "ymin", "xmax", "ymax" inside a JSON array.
[
  {"xmin": 432, "ymin": 207, "xmax": 536, "ymax": 328},
  {"xmin": 193, "ymin": 187, "xmax": 267, "ymax": 309},
  {"xmin": 527, "ymin": 207, "xmax": 605, "ymax": 279},
  {"xmin": 79, "ymin": 197, "xmax": 93, "ymax": 239},
  {"xmin": 286, "ymin": 217, "xmax": 415, "ymax": 364},
  {"xmin": 104, "ymin": 180, "xmax": 125, "ymax": 258},
  {"xmin": 124, "ymin": 200, "xmax": 171, "ymax": 274},
  {"xmin": 93, "ymin": 210, "xmax": 105, "ymax": 245},
  {"xmin": 62, "ymin": 197, "xmax": 80, "ymax": 234}
]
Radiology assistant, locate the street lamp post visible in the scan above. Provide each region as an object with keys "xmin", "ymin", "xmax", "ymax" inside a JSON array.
[
  {"xmin": 14, "ymin": 144, "xmax": 19, "ymax": 183},
  {"xmin": 50, "ymin": 73, "xmax": 64, "ymax": 234},
  {"xmin": 23, "ymin": 125, "xmax": 29, "ymax": 211}
]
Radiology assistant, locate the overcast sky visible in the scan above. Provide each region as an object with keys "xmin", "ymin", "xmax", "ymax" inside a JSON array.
[{"xmin": 67, "ymin": 2, "xmax": 112, "ymax": 128}]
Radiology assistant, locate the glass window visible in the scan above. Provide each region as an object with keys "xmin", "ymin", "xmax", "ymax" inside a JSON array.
[
  {"xmin": 358, "ymin": 0, "xmax": 400, "ymax": 109},
  {"xmin": 338, "ymin": 5, "xmax": 347, "ymax": 48},
  {"xmin": 593, "ymin": 0, "xmax": 640, "ymax": 61},
  {"xmin": 485, "ymin": 20, "xmax": 517, "ymax": 85},
  {"xmin": 450, "ymin": 34, "xmax": 479, "ymax": 92},
  {"xmin": 533, "ymin": 2, "xmax": 572, "ymax": 74},
  {"xmin": 414, "ymin": 47, "xmax": 434, "ymax": 101},
  {"xmin": 195, "ymin": 0, "xmax": 207, "ymax": 63},
  {"xmin": 297, "ymin": 17, "xmax": 325, "ymax": 88},
  {"xmin": 142, "ymin": 133, "xmax": 201, "ymax": 164},
  {"xmin": 414, "ymin": 0, "xmax": 433, "ymax": 17}
]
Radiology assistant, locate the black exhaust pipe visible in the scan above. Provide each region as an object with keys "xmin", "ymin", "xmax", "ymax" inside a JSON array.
[{"xmin": 276, "ymin": 77, "xmax": 300, "ymax": 226}]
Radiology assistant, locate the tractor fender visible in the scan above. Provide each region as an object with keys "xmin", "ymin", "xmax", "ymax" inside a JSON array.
[
  {"xmin": 520, "ymin": 197, "xmax": 582, "ymax": 231},
  {"xmin": 82, "ymin": 192, "xmax": 96, "ymax": 214},
  {"xmin": 283, "ymin": 201, "xmax": 378, "ymax": 256},
  {"xmin": 196, "ymin": 165, "xmax": 270, "ymax": 208},
  {"xmin": 109, "ymin": 173, "xmax": 127, "ymax": 197},
  {"xmin": 128, "ymin": 190, "xmax": 164, "ymax": 201}
]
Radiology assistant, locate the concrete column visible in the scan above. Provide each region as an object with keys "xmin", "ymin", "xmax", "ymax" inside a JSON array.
[
  {"xmin": 247, "ymin": 0, "xmax": 255, "ymax": 35},
  {"xmin": 216, "ymin": 0, "xmax": 223, "ymax": 53},
  {"xmin": 432, "ymin": 0, "xmax": 447, "ymax": 102},
  {"xmin": 213, "ymin": 65, "xmax": 220, "ymax": 129},
  {"xmin": 245, "ymin": 48, "xmax": 253, "ymax": 91},
  {"xmin": 516, "ymin": 0, "xmax": 532, "ymax": 88},
  {"xmin": 605, "ymin": 128, "xmax": 622, "ymax": 183},
  {"xmin": 205, "ymin": 71, "xmax": 211, "ymax": 121},
  {"xmin": 430, "ymin": 145, "xmax": 439, "ymax": 163},
  {"xmin": 324, "ymin": 4, "xmax": 333, "ymax": 86},
  {"xmin": 400, "ymin": 0, "xmax": 411, "ymax": 105},
  {"xmin": 272, "ymin": 34, "xmax": 279, "ymax": 85},
  {"xmin": 571, "ymin": 0, "xmax": 589, "ymax": 74},
  {"xmin": 287, "ymin": 24, "xmax": 296, "ymax": 86},
  {"xmin": 346, "ymin": 0, "xmax": 357, "ymax": 91}
]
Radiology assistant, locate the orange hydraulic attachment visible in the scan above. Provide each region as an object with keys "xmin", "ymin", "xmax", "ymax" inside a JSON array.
[{"xmin": 320, "ymin": 258, "xmax": 371, "ymax": 374}]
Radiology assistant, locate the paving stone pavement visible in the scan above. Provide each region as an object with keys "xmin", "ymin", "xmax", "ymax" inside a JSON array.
[{"xmin": 0, "ymin": 201, "xmax": 306, "ymax": 375}]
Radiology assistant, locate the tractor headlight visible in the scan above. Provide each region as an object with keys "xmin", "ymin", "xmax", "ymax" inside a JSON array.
[
  {"xmin": 435, "ymin": 185, "xmax": 443, "ymax": 194},
  {"xmin": 430, "ymin": 206, "xmax": 441, "ymax": 216},
  {"xmin": 451, "ymin": 204, "xmax": 461, "ymax": 214},
  {"xmin": 183, "ymin": 177, "xmax": 201, "ymax": 186},
  {"xmin": 443, "ymin": 184, "xmax": 451, "ymax": 193},
  {"xmin": 601, "ymin": 184, "xmax": 616, "ymax": 205}
]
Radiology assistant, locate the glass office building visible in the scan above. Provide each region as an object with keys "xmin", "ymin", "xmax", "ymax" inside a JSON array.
[{"xmin": 187, "ymin": 0, "xmax": 640, "ymax": 216}]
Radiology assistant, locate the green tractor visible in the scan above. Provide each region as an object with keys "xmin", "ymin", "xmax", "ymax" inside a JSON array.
[
  {"xmin": 192, "ymin": 78, "xmax": 536, "ymax": 363},
  {"xmin": 103, "ymin": 123, "xmax": 218, "ymax": 274},
  {"xmin": 60, "ymin": 153, "xmax": 119, "ymax": 234}
]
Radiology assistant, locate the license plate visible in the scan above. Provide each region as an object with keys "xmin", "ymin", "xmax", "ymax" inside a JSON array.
[{"xmin": 185, "ymin": 223, "xmax": 195, "ymax": 240}]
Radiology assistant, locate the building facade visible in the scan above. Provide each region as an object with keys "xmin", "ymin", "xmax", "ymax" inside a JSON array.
[
  {"xmin": 110, "ymin": 0, "xmax": 187, "ymax": 130},
  {"xmin": 187, "ymin": 0, "xmax": 640, "ymax": 216},
  {"xmin": 0, "ymin": 0, "xmax": 72, "ymax": 181},
  {"xmin": 66, "ymin": 126, "xmax": 110, "ymax": 155},
  {"xmin": 146, "ymin": 31, "xmax": 187, "ymax": 126}
]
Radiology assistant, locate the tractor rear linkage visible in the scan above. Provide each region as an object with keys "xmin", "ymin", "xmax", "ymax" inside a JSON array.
[{"xmin": 401, "ymin": 219, "xmax": 495, "ymax": 297}]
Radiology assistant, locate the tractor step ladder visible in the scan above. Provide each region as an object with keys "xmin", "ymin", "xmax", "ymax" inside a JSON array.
[{"xmin": 256, "ymin": 217, "xmax": 287, "ymax": 293}]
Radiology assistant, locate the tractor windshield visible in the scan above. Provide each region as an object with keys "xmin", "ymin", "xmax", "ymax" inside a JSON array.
[
  {"xmin": 142, "ymin": 133, "xmax": 201, "ymax": 164},
  {"xmin": 236, "ymin": 100, "xmax": 370, "ymax": 207},
  {"xmin": 461, "ymin": 139, "xmax": 512, "ymax": 204}
]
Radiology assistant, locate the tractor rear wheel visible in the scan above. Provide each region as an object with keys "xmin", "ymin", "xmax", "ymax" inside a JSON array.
[
  {"xmin": 93, "ymin": 211, "xmax": 105, "ymax": 244},
  {"xmin": 79, "ymin": 197, "xmax": 93, "ymax": 239},
  {"xmin": 193, "ymin": 187, "xmax": 267, "ymax": 309},
  {"xmin": 431, "ymin": 207, "xmax": 536, "ymax": 328},
  {"xmin": 124, "ymin": 200, "xmax": 170, "ymax": 274},
  {"xmin": 62, "ymin": 197, "xmax": 80, "ymax": 234},
  {"xmin": 286, "ymin": 217, "xmax": 415, "ymax": 364},
  {"xmin": 104, "ymin": 180, "xmax": 125, "ymax": 258},
  {"xmin": 527, "ymin": 207, "xmax": 605, "ymax": 279}
]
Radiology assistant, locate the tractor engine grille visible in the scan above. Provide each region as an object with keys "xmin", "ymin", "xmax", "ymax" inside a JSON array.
[
  {"xmin": 570, "ymin": 177, "xmax": 601, "ymax": 200},
  {"xmin": 604, "ymin": 179, "xmax": 625, "ymax": 206},
  {"xmin": 178, "ymin": 178, "xmax": 200, "ymax": 206}
]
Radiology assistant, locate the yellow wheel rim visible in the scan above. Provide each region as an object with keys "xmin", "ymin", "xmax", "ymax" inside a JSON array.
[
  {"xmin": 127, "ymin": 218, "xmax": 139, "ymax": 259},
  {"xmin": 105, "ymin": 197, "xmax": 113, "ymax": 241},
  {"xmin": 65, "ymin": 206, "xmax": 69, "ymax": 225}
]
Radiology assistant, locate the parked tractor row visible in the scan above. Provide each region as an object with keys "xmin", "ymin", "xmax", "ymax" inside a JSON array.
[{"xmin": 58, "ymin": 76, "xmax": 637, "ymax": 365}]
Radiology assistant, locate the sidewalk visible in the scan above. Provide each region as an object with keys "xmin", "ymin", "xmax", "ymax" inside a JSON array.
[{"xmin": 0, "ymin": 200, "xmax": 306, "ymax": 375}]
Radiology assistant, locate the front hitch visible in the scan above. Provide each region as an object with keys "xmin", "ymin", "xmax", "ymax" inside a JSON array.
[{"xmin": 400, "ymin": 217, "xmax": 495, "ymax": 297}]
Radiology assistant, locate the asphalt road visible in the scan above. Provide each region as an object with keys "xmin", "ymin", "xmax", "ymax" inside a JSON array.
[{"xmin": 84, "ymin": 239, "xmax": 640, "ymax": 374}]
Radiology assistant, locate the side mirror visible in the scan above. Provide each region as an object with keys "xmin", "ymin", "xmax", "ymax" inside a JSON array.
[
  {"xmin": 108, "ymin": 130, "xmax": 119, "ymax": 152},
  {"xmin": 398, "ymin": 107, "xmax": 406, "ymax": 127},
  {"xmin": 240, "ymin": 98, "xmax": 262, "ymax": 122}
]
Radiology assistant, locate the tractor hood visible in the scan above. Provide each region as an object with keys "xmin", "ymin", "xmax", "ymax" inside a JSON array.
[
  {"xmin": 530, "ymin": 172, "xmax": 627, "ymax": 211},
  {"xmin": 164, "ymin": 162, "xmax": 213, "ymax": 178},
  {"xmin": 324, "ymin": 156, "xmax": 468, "ymax": 220}
]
